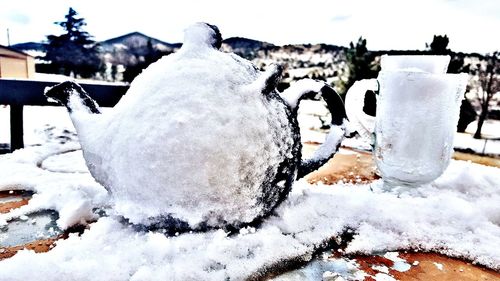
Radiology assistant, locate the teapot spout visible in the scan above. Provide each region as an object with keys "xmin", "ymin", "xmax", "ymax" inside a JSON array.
[
  {"xmin": 44, "ymin": 81, "xmax": 103, "ymax": 150},
  {"xmin": 45, "ymin": 81, "xmax": 101, "ymax": 115}
]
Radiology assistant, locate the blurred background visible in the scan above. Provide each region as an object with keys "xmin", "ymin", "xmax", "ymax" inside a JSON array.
[{"xmin": 0, "ymin": 0, "xmax": 498, "ymax": 148}]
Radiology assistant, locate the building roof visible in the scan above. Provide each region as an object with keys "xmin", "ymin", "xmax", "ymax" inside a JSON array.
[{"xmin": 0, "ymin": 45, "xmax": 33, "ymax": 59}]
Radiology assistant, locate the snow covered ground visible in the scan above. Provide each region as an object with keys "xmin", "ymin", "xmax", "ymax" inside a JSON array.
[
  {"xmin": 451, "ymin": 119, "xmax": 500, "ymax": 156},
  {"xmin": 454, "ymin": 131, "xmax": 500, "ymax": 156},
  {"xmin": 0, "ymin": 104, "xmax": 499, "ymax": 280}
]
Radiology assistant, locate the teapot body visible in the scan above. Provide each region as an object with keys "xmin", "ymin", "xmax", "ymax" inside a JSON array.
[
  {"xmin": 45, "ymin": 23, "xmax": 348, "ymax": 232},
  {"xmin": 78, "ymin": 45, "xmax": 302, "ymax": 230}
]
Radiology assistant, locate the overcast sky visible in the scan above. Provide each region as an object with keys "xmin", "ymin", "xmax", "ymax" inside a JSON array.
[{"xmin": 0, "ymin": 0, "xmax": 498, "ymax": 54}]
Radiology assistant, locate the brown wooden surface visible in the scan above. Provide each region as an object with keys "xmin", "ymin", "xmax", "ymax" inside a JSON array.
[
  {"xmin": 0, "ymin": 198, "xmax": 28, "ymax": 214},
  {"xmin": 0, "ymin": 190, "xmax": 29, "ymax": 213},
  {"xmin": 351, "ymin": 252, "xmax": 500, "ymax": 281},
  {"xmin": 0, "ymin": 237, "xmax": 59, "ymax": 260},
  {"xmin": 453, "ymin": 151, "xmax": 500, "ymax": 168},
  {"xmin": 305, "ymin": 146, "xmax": 380, "ymax": 184},
  {"xmin": 395, "ymin": 252, "xmax": 499, "ymax": 281}
]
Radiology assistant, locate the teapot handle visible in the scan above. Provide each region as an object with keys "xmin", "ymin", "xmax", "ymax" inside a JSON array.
[
  {"xmin": 281, "ymin": 80, "xmax": 351, "ymax": 179},
  {"xmin": 344, "ymin": 79, "xmax": 378, "ymax": 142}
]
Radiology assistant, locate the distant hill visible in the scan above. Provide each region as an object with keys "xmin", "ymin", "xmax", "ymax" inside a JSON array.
[
  {"xmin": 279, "ymin": 43, "xmax": 345, "ymax": 53},
  {"xmin": 221, "ymin": 37, "xmax": 346, "ymax": 60},
  {"xmin": 11, "ymin": 33, "xmax": 345, "ymax": 60},
  {"xmin": 11, "ymin": 42, "xmax": 44, "ymax": 52},
  {"xmin": 223, "ymin": 37, "xmax": 275, "ymax": 50},
  {"xmin": 99, "ymin": 32, "xmax": 181, "ymax": 69},
  {"xmin": 11, "ymin": 32, "xmax": 182, "ymax": 54},
  {"xmin": 100, "ymin": 32, "xmax": 181, "ymax": 52},
  {"xmin": 222, "ymin": 37, "xmax": 276, "ymax": 58}
]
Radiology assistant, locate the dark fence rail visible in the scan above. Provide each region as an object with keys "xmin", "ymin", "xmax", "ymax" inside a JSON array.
[{"xmin": 0, "ymin": 78, "xmax": 129, "ymax": 152}]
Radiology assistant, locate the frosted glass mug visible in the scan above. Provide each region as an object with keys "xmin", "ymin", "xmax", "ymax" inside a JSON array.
[{"xmin": 345, "ymin": 55, "xmax": 468, "ymax": 187}]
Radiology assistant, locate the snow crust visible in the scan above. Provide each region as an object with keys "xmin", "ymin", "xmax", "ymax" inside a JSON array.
[
  {"xmin": 0, "ymin": 142, "xmax": 499, "ymax": 279},
  {"xmin": 0, "ymin": 144, "xmax": 107, "ymax": 229}
]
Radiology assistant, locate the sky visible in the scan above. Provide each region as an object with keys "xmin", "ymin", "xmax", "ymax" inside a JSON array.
[{"xmin": 0, "ymin": 0, "xmax": 499, "ymax": 54}]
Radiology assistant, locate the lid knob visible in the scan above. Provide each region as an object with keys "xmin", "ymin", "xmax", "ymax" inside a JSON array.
[{"xmin": 183, "ymin": 22, "xmax": 222, "ymax": 50}]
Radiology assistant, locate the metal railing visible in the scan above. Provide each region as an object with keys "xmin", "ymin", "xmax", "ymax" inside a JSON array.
[{"xmin": 0, "ymin": 78, "xmax": 129, "ymax": 152}]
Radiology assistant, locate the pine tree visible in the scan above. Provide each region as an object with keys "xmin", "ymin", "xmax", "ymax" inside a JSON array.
[
  {"xmin": 44, "ymin": 7, "xmax": 103, "ymax": 78},
  {"xmin": 427, "ymin": 35, "xmax": 450, "ymax": 55},
  {"xmin": 338, "ymin": 37, "xmax": 379, "ymax": 96}
]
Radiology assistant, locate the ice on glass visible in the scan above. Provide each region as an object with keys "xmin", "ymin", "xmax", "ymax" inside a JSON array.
[
  {"xmin": 346, "ymin": 55, "xmax": 468, "ymax": 188},
  {"xmin": 374, "ymin": 70, "xmax": 468, "ymax": 186},
  {"xmin": 380, "ymin": 55, "xmax": 450, "ymax": 74}
]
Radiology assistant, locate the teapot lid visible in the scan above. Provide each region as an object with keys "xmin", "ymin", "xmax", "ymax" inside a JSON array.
[{"xmin": 182, "ymin": 22, "xmax": 222, "ymax": 50}]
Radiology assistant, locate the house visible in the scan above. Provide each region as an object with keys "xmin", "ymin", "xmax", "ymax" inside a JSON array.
[{"xmin": 0, "ymin": 45, "xmax": 35, "ymax": 78}]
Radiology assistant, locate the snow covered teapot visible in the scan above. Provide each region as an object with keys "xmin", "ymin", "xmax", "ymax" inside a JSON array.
[{"xmin": 45, "ymin": 23, "xmax": 350, "ymax": 232}]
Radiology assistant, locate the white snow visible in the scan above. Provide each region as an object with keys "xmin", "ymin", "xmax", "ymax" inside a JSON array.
[
  {"xmin": 372, "ymin": 265, "xmax": 389, "ymax": 274},
  {"xmin": 433, "ymin": 262, "xmax": 444, "ymax": 271},
  {"xmin": 280, "ymin": 78, "xmax": 325, "ymax": 109},
  {"xmin": 454, "ymin": 132, "xmax": 500, "ymax": 156},
  {"xmin": 306, "ymin": 120, "xmax": 349, "ymax": 162},
  {"xmin": 59, "ymin": 23, "xmax": 298, "ymax": 228},
  {"xmin": 1, "ymin": 30, "xmax": 499, "ymax": 280},
  {"xmin": 0, "ymin": 106, "xmax": 73, "ymax": 145},
  {"xmin": 383, "ymin": 252, "xmax": 411, "ymax": 272},
  {"xmin": 465, "ymin": 120, "xmax": 500, "ymax": 140},
  {"xmin": 0, "ymin": 140, "xmax": 499, "ymax": 279},
  {"xmin": 0, "ymin": 143, "xmax": 108, "ymax": 229},
  {"xmin": 40, "ymin": 150, "xmax": 88, "ymax": 173},
  {"xmin": 380, "ymin": 55, "xmax": 450, "ymax": 74}
]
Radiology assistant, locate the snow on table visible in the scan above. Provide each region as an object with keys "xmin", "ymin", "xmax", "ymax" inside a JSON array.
[{"xmin": 0, "ymin": 141, "xmax": 499, "ymax": 280}]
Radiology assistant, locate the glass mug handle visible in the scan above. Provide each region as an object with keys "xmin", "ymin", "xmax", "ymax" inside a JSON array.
[{"xmin": 344, "ymin": 79, "xmax": 379, "ymax": 144}]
